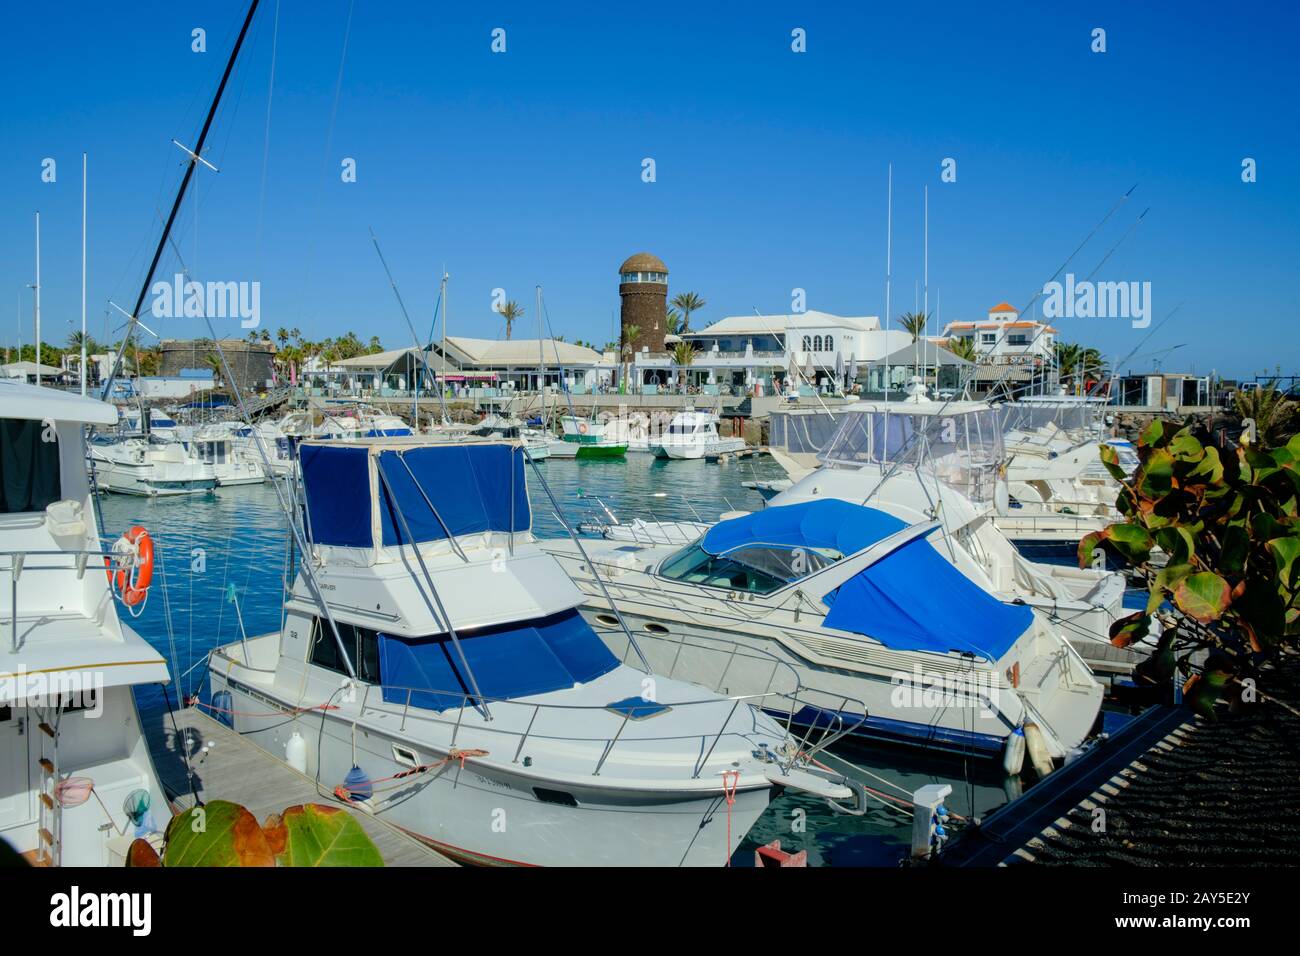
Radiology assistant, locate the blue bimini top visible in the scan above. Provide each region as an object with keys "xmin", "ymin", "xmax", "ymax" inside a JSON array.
[{"xmin": 701, "ymin": 500, "xmax": 1032, "ymax": 661}]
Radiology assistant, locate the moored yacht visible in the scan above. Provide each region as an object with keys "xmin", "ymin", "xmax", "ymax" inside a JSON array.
[
  {"xmin": 87, "ymin": 433, "xmax": 217, "ymax": 496},
  {"xmin": 649, "ymin": 409, "xmax": 747, "ymax": 460},
  {"xmin": 208, "ymin": 437, "xmax": 861, "ymax": 866},
  {"xmin": 759, "ymin": 397, "xmax": 1135, "ymax": 676},
  {"xmin": 544, "ymin": 499, "xmax": 1103, "ymax": 762},
  {"xmin": 1, "ymin": 380, "xmax": 171, "ymax": 865}
]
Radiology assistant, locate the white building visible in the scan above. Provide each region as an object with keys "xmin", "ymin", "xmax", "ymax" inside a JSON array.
[
  {"xmin": 652, "ymin": 310, "xmax": 910, "ymax": 394},
  {"xmin": 940, "ymin": 302, "xmax": 1056, "ymax": 365}
]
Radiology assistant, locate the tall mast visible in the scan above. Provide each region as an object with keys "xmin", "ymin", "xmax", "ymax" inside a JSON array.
[
  {"xmin": 81, "ymin": 153, "xmax": 88, "ymax": 395},
  {"xmin": 883, "ymin": 164, "xmax": 892, "ymax": 399},
  {"xmin": 101, "ymin": 0, "xmax": 261, "ymax": 400},
  {"xmin": 33, "ymin": 212, "xmax": 41, "ymax": 386},
  {"xmin": 923, "ymin": 185, "xmax": 929, "ymax": 389}
]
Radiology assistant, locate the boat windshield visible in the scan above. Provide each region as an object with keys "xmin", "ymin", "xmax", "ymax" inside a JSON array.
[
  {"xmin": 818, "ymin": 407, "xmax": 1004, "ymax": 504},
  {"xmin": 659, "ymin": 541, "xmax": 840, "ymax": 594},
  {"xmin": 667, "ymin": 423, "xmax": 697, "ymax": 434}
]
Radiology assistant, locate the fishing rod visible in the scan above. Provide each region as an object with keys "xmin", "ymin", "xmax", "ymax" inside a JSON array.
[{"xmin": 100, "ymin": 0, "xmax": 261, "ymax": 402}]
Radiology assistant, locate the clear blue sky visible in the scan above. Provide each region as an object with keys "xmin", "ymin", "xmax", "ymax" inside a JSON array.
[{"xmin": 2, "ymin": 0, "xmax": 1296, "ymax": 378}]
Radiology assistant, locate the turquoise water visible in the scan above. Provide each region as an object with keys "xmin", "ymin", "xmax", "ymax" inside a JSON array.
[{"xmin": 100, "ymin": 452, "xmax": 1012, "ymax": 867}]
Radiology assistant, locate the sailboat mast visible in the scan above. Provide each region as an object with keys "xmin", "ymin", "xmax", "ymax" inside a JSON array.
[
  {"xmin": 33, "ymin": 212, "xmax": 40, "ymax": 386},
  {"xmin": 81, "ymin": 153, "xmax": 88, "ymax": 395},
  {"xmin": 101, "ymin": 0, "xmax": 261, "ymax": 400},
  {"xmin": 883, "ymin": 164, "xmax": 892, "ymax": 399}
]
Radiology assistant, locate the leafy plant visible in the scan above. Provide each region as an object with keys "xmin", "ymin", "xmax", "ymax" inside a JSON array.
[
  {"xmin": 127, "ymin": 800, "xmax": 383, "ymax": 867},
  {"xmin": 1233, "ymin": 382, "xmax": 1298, "ymax": 450},
  {"xmin": 1079, "ymin": 419, "xmax": 1300, "ymax": 717}
]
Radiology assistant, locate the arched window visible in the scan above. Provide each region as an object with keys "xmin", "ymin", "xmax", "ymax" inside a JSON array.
[
  {"xmin": 813, "ymin": 335, "xmax": 823, "ymax": 351},
  {"xmin": 802, "ymin": 336, "xmax": 811, "ymax": 351},
  {"xmin": 824, "ymin": 334, "xmax": 833, "ymax": 352}
]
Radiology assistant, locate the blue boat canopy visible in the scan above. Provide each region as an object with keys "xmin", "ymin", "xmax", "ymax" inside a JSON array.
[
  {"xmin": 701, "ymin": 498, "xmax": 908, "ymax": 558},
  {"xmin": 378, "ymin": 608, "xmax": 618, "ymax": 711},
  {"xmin": 300, "ymin": 441, "xmax": 531, "ymax": 549},
  {"xmin": 702, "ymin": 500, "xmax": 1032, "ymax": 661}
]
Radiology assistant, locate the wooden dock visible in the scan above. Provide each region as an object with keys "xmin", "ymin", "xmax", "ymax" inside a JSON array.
[
  {"xmin": 705, "ymin": 446, "xmax": 769, "ymax": 463},
  {"xmin": 143, "ymin": 707, "xmax": 456, "ymax": 867}
]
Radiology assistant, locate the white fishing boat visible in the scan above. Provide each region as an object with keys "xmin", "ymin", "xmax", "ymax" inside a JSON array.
[
  {"xmin": 649, "ymin": 409, "xmax": 746, "ymax": 460},
  {"xmin": 544, "ymin": 499, "xmax": 1103, "ymax": 762},
  {"xmin": 1, "ymin": 379, "xmax": 172, "ymax": 865},
  {"xmin": 763, "ymin": 394, "xmax": 1135, "ymax": 676},
  {"xmin": 87, "ymin": 434, "xmax": 217, "ymax": 496},
  {"xmin": 993, "ymin": 399, "xmax": 1131, "ymax": 549},
  {"xmin": 189, "ymin": 422, "xmax": 268, "ymax": 486},
  {"xmin": 208, "ymin": 437, "xmax": 862, "ymax": 866},
  {"xmin": 467, "ymin": 414, "xmax": 550, "ymax": 460}
]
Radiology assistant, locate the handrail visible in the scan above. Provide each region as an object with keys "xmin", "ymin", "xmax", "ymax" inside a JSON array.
[{"xmin": 212, "ymin": 643, "xmax": 866, "ymax": 776}]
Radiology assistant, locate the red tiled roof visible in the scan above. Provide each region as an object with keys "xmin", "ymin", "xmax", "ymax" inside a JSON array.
[{"xmin": 988, "ymin": 302, "xmax": 1017, "ymax": 314}]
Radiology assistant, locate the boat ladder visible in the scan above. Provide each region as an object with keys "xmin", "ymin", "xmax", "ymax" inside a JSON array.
[{"xmin": 34, "ymin": 705, "xmax": 63, "ymax": 867}]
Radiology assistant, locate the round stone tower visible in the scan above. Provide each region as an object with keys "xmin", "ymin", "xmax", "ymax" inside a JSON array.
[{"xmin": 618, "ymin": 252, "xmax": 669, "ymax": 353}]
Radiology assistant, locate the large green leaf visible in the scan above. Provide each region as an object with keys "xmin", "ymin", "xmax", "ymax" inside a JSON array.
[
  {"xmin": 1267, "ymin": 535, "xmax": 1300, "ymax": 594},
  {"xmin": 1139, "ymin": 418, "xmax": 1168, "ymax": 448},
  {"xmin": 1137, "ymin": 449, "xmax": 1176, "ymax": 498},
  {"xmin": 262, "ymin": 804, "xmax": 384, "ymax": 867},
  {"xmin": 1098, "ymin": 443, "xmax": 1129, "ymax": 482},
  {"xmin": 1108, "ymin": 610, "xmax": 1151, "ymax": 648},
  {"xmin": 1173, "ymin": 571, "xmax": 1232, "ymax": 623},
  {"xmin": 163, "ymin": 800, "xmax": 275, "ymax": 867}
]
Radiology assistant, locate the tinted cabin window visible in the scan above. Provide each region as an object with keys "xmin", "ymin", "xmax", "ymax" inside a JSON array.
[
  {"xmin": 0, "ymin": 418, "xmax": 61, "ymax": 514},
  {"xmin": 309, "ymin": 617, "xmax": 381, "ymax": 683}
]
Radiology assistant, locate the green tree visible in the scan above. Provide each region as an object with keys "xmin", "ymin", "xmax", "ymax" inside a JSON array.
[
  {"xmin": 670, "ymin": 292, "xmax": 706, "ymax": 334},
  {"xmin": 945, "ymin": 336, "xmax": 977, "ymax": 362},
  {"xmin": 1080, "ymin": 420, "xmax": 1300, "ymax": 718},
  {"xmin": 497, "ymin": 300, "xmax": 524, "ymax": 340},
  {"xmin": 898, "ymin": 311, "xmax": 929, "ymax": 342},
  {"xmin": 671, "ymin": 340, "xmax": 698, "ymax": 392},
  {"xmin": 1234, "ymin": 383, "xmax": 1298, "ymax": 449}
]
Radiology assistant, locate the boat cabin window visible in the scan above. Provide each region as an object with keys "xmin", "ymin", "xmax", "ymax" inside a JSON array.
[
  {"xmin": 0, "ymin": 418, "xmax": 61, "ymax": 514},
  {"xmin": 658, "ymin": 542, "xmax": 841, "ymax": 594},
  {"xmin": 309, "ymin": 617, "xmax": 381, "ymax": 683},
  {"xmin": 667, "ymin": 422, "xmax": 697, "ymax": 434}
]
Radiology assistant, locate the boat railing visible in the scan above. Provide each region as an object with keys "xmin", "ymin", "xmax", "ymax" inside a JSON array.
[
  {"xmin": 2, "ymin": 546, "xmax": 134, "ymax": 651},
  {"xmin": 212, "ymin": 644, "xmax": 865, "ymax": 778},
  {"xmin": 572, "ymin": 490, "xmax": 743, "ymax": 545}
]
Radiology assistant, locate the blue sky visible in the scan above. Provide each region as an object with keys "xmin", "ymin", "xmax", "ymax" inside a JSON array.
[{"xmin": 2, "ymin": 0, "xmax": 1296, "ymax": 378}]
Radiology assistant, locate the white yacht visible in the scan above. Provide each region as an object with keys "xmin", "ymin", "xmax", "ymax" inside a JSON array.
[
  {"xmin": 208, "ymin": 437, "xmax": 860, "ymax": 866},
  {"xmin": 650, "ymin": 410, "xmax": 746, "ymax": 460},
  {"xmin": 994, "ymin": 399, "xmax": 1131, "ymax": 549},
  {"xmin": 544, "ymin": 499, "xmax": 1103, "ymax": 762},
  {"xmin": 761, "ymin": 396, "xmax": 1135, "ymax": 676},
  {"xmin": 189, "ymin": 422, "xmax": 268, "ymax": 486},
  {"xmin": 1, "ymin": 379, "xmax": 172, "ymax": 865},
  {"xmin": 467, "ymin": 414, "xmax": 550, "ymax": 460},
  {"xmin": 87, "ymin": 434, "xmax": 217, "ymax": 497}
]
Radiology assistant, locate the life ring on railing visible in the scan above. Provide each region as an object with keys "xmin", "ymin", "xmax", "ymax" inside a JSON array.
[
  {"xmin": 578, "ymin": 421, "xmax": 589, "ymax": 435},
  {"xmin": 110, "ymin": 526, "xmax": 154, "ymax": 607}
]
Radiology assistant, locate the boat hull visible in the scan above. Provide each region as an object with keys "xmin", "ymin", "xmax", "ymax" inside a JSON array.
[{"xmin": 209, "ymin": 672, "xmax": 770, "ymax": 867}]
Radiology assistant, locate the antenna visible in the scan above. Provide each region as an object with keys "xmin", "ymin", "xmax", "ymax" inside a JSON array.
[
  {"xmin": 81, "ymin": 154, "xmax": 88, "ymax": 395},
  {"xmin": 883, "ymin": 163, "xmax": 892, "ymax": 399}
]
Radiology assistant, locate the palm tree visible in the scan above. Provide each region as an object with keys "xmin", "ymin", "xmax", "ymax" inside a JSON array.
[
  {"xmin": 671, "ymin": 340, "xmax": 698, "ymax": 392},
  {"xmin": 621, "ymin": 323, "xmax": 641, "ymax": 391},
  {"xmin": 898, "ymin": 311, "xmax": 929, "ymax": 342},
  {"xmin": 945, "ymin": 336, "xmax": 977, "ymax": 362},
  {"xmin": 497, "ymin": 300, "xmax": 524, "ymax": 340},
  {"xmin": 368, "ymin": 335, "xmax": 383, "ymax": 354},
  {"xmin": 665, "ymin": 308, "xmax": 684, "ymax": 337},
  {"xmin": 671, "ymin": 292, "xmax": 706, "ymax": 334},
  {"xmin": 276, "ymin": 327, "xmax": 289, "ymax": 349},
  {"xmin": 203, "ymin": 353, "xmax": 224, "ymax": 388},
  {"xmin": 1235, "ymin": 383, "xmax": 1298, "ymax": 449}
]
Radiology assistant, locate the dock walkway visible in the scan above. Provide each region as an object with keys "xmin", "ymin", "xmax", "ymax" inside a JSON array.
[
  {"xmin": 941, "ymin": 704, "xmax": 1191, "ymax": 867},
  {"xmin": 143, "ymin": 707, "xmax": 456, "ymax": 867}
]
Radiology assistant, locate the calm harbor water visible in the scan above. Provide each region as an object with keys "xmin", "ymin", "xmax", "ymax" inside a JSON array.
[{"xmin": 101, "ymin": 452, "xmax": 1013, "ymax": 867}]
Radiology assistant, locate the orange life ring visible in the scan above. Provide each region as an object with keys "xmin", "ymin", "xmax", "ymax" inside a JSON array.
[
  {"xmin": 113, "ymin": 526, "xmax": 154, "ymax": 606},
  {"xmin": 578, "ymin": 421, "xmax": 589, "ymax": 434}
]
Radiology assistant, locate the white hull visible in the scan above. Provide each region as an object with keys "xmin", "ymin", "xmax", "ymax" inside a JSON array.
[{"xmin": 210, "ymin": 669, "xmax": 770, "ymax": 867}]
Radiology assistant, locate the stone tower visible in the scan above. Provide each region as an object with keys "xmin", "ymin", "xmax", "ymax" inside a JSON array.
[{"xmin": 618, "ymin": 252, "xmax": 668, "ymax": 353}]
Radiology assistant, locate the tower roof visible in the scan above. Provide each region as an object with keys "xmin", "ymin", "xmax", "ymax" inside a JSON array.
[{"xmin": 619, "ymin": 252, "xmax": 668, "ymax": 274}]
